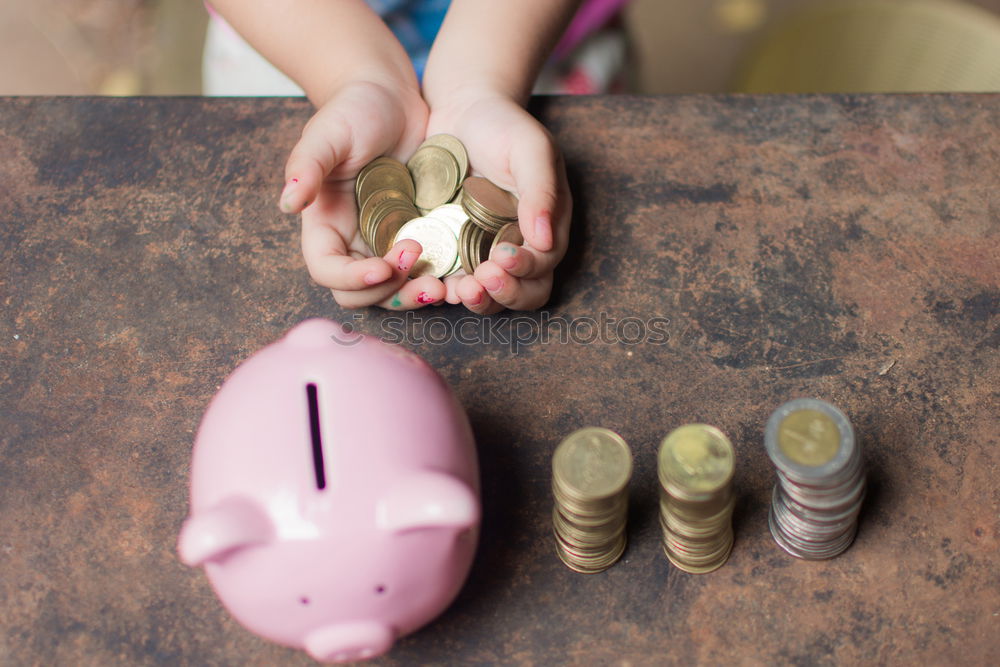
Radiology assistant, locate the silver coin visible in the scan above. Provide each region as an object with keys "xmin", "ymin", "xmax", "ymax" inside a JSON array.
[{"xmin": 765, "ymin": 398, "xmax": 865, "ymax": 560}]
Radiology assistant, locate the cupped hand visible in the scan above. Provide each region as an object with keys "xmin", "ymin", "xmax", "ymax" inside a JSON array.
[
  {"xmin": 430, "ymin": 89, "xmax": 571, "ymax": 313},
  {"xmin": 280, "ymin": 79, "xmax": 447, "ymax": 309}
]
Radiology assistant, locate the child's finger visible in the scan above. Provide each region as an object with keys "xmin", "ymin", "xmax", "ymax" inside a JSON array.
[
  {"xmin": 473, "ymin": 263, "xmax": 520, "ymax": 308},
  {"xmin": 280, "ymin": 116, "xmax": 353, "ymax": 214},
  {"xmin": 509, "ymin": 130, "xmax": 561, "ymax": 253},
  {"xmin": 474, "ymin": 262, "xmax": 553, "ymax": 311},
  {"xmin": 301, "ymin": 205, "xmax": 394, "ymax": 290},
  {"xmin": 443, "ymin": 272, "xmax": 465, "ymax": 304},
  {"xmin": 322, "ymin": 238, "xmax": 422, "ymax": 308},
  {"xmin": 377, "ymin": 275, "xmax": 447, "ymax": 310},
  {"xmin": 489, "ymin": 242, "xmax": 536, "ymax": 278},
  {"xmin": 309, "ymin": 254, "xmax": 396, "ymax": 291},
  {"xmin": 456, "ymin": 275, "xmax": 500, "ymax": 314}
]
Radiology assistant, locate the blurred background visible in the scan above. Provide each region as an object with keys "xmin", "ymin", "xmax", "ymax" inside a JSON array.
[{"xmin": 2, "ymin": 0, "xmax": 1000, "ymax": 95}]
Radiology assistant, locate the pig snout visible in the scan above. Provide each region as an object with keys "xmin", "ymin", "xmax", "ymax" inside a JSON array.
[{"xmin": 304, "ymin": 622, "xmax": 394, "ymax": 663}]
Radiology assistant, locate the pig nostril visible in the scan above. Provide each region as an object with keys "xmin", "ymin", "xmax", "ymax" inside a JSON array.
[
  {"xmin": 300, "ymin": 597, "xmax": 310, "ymax": 605},
  {"xmin": 375, "ymin": 585, "xmax": 386, "ymax": 595}
]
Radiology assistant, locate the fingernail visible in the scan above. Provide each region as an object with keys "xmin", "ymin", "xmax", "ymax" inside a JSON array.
[
  {"xmin": 494, "ymin": 243, "xmax": 518, "ymax": 268},
  {"xmin": 534, "ymin": 212, "xmax": 551, "ymax": 247},
  {"xmin": 279, "ymin": 179, "xmax": 299, "ymax": 213},
  {"xmin": 482, "ymin": 276, "xmax": 503, "ymax": 293},
  {"xmin": 398, "ymin": 249, "xmax": 420, "ymax": 272},
  {"xmin": 416, "ymin": 291, "xmax": 436, "ymax": 304},
  {"xmin": 363, "ymin": 271, "xmax": 383, "ymax": 286},
  {"xmin": 468, "ymin": 292, "xmax": 483, "ymax": 306}
]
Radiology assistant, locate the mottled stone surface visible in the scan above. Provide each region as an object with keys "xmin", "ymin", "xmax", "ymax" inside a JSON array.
[{"xmin": 1, "ymin": 96, "xmax": 998, "ymax": 665}]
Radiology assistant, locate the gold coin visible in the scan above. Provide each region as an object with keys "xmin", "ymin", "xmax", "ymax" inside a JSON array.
[
  {"xmin": 553, "ymin": 428, "xmax": 632, "ymax": 501},
  {"xmin": 553, "ymin": 509, "xmax": 626, "ymax": 545},
  {"xmin": 555, "ymin": 530, "xmax": 626, "ymax": 574},
  {"xmin": 357, "ymin": 157, "xmax": 414, "ymax": 206},
  {"xmin": 367, "ymin": 198, "xmax": 418, "ymax": 250},
  {"xmin": 393, "ymin": 216, "xmax": 459, "ymax": 278},
  {"xmin": 463, "ymin": 199, "xmax": 506, "ymax": 232},
  {"xmin": 360, "ymin": 189, "xmax": 412, "ymax": 247},
  {"xmin": 489, "ymin": 222, "xmax": 524, "ymax": 258},
  {"xmin": 457, "ymin": 217, "xmax": 495, "ymax": 273},
  {"xmin": 658, "ymin": 424, "xmax": 734, "ymax": 496},
  {"xmin": 476, "ymin": 227, "xmax": 494, "ymax": 265},
  {"xmin": 662, "ymin": 492, "xmax": 734, "ymax": 525},
  {"xmin": 370, "ymin": 207, "xmax": 416, "ymax": 257},
  {"xmin": 778, "ymin": 409, "xmax": 840, "ymax": 467},
  {"xmin": 422, "ymin": 134, "xmax": 469, "ymax": 182},
  {"xmin": 663, "ymin": 534, "xmax": 733, "ymax": 574},
  {"xmin": 459, "ymin": 220, "xmax": 480, "ymax": 274},
  {"xmin": 407, "ymin": 145, "xmax": 461, "ymax": 210},
  {"xmin": 462, "ymin": 176, "xmax": 518, "ymax": 221}
]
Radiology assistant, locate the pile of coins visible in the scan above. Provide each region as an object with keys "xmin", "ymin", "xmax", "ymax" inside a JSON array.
[
  {"xmin": 765, "ymin": 398, "xmax": 866, "ymax": 560},
  {"xmin": 460, "ymin": 177, "xmax": 519, "ymax": 232},
  {"xmin": 657, "ymin": 424, "xmax": 736, "ymax": 574},
  {"xmin": 551, "ymin": 427, "xmax": 633, "ymax": 574},
  {"xmin": 354, "ymin": 135, "xmax": 522, "ymax": 278}
]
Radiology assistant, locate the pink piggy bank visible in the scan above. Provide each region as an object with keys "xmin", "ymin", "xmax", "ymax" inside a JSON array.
[{"xmin": 178, "ymin": 319, "xmax": 480, "ymax": 663}]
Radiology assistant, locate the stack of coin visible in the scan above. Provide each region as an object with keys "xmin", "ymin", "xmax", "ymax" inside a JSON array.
[
  {"xmin": 551, "ymin": 427, "xmax": 633, "ymax": 574},
  {"xmin": 657, "ymin": 424, "xmax": 736, "ymax": 574},
  {"xmin": 765, "ymin": 398, "xmax": 865, "ymax": 560},
  {"xmin": 354, "ymin": 135, "xmax": 523, "ymax": 279},
  {"xmin": 356, "ymin": 157, "xmax": 420, "ymax": 257},
  {"xmin": 459, "ymin": 221, "xmax": 522, "ymax": 274},
  {"xmin": 462, "ymin": 176, "xmax": 519, "ymax": 233}
]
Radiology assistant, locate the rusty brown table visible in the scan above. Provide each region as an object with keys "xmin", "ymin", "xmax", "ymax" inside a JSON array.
[{"xmin": 2, "ymin": 96, "xmax": 998, "ymax": 665}]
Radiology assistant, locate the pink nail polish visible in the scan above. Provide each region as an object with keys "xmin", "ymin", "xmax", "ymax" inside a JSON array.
[
  {"xmin": 398, "ymin": 249, "xmax": 419, "ymax": 271},
  {"xmin": 416, "ymin": 291, "xmax": 436, "ymax": 304},
  {"xmin": 482, "ymin": 276, "xmax": 503, "ymax": 293},
  {"xmin": 363, "ymin": 271, "xmax": 383, "ymax": 285},
  {"xmin": 468, "ymin": 292, "xmax": 483, "ymax": 306}
]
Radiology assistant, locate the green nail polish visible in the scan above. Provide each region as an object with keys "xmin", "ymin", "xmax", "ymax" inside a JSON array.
[{"xmin": 391, "ymin": 293, "xmax": 402, "ymax": 308}]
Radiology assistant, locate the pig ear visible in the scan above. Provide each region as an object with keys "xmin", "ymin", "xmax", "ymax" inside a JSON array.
[
  {"xmin": 376, "ymin": 471, "xmax": 479, "ymax": 534},
  {"xmin": 177, "ymin": 496, "xmax": 273, "ymax": 567}
]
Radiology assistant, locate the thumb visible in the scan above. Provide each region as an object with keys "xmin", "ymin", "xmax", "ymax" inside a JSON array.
[
  {"xmin": 279, "ymin": 110, "xmax": 353, "ymax": 214},
  {"xmin": 509, "ymin": 130, "xmax": 560, "ymax": 253}
]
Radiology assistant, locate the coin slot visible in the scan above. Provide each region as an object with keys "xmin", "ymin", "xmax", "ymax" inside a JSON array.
[{"xmin": 306, "ymin": 383, "xmax": 326, "ymax": 490}]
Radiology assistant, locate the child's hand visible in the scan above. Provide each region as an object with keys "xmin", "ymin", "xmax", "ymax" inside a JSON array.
[
  {"xmin": 429, "ymin": 90, "xmax": 571, "ymax": 313},
  {"xmin": 280, "ymin": 80, "xmax": 447, "ymax": 309}
]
